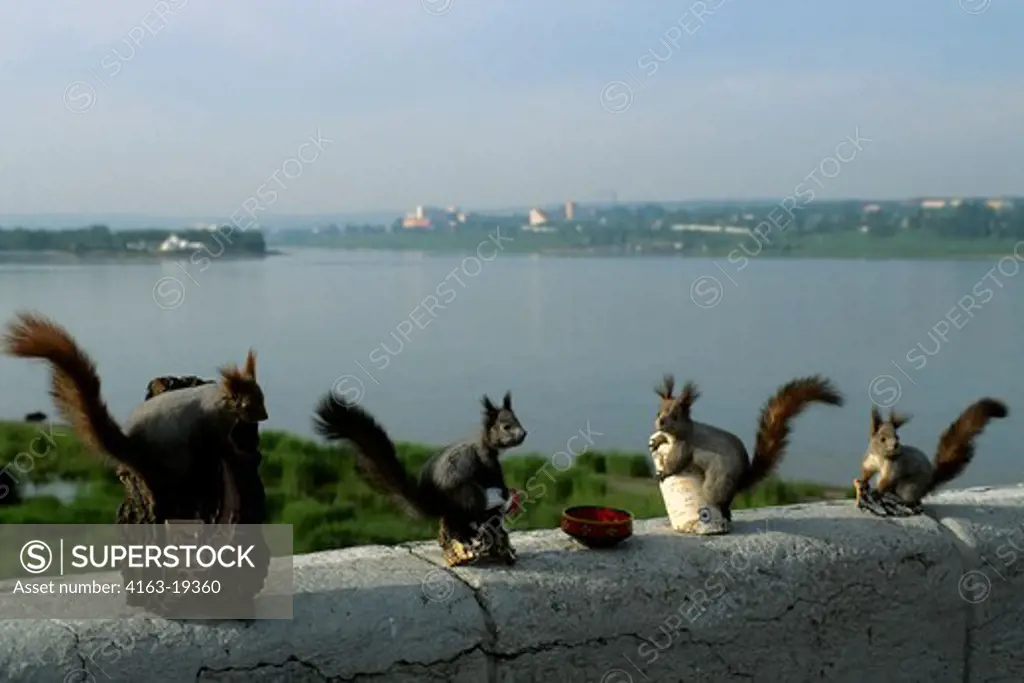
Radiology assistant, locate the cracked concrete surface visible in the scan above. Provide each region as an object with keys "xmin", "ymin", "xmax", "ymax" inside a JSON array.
[
  {"xmin": 925, "ymin": 484, "xmax": 1024, "ymax": 683},
  {"xmin": 2, "ymin": 488, "xmax": 1023, "ymax": 682}
]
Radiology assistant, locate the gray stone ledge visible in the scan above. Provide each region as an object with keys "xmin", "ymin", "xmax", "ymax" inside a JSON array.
[{"xmin": 2, "ymin": 488, "xmax": 1024, "ymax": 682}]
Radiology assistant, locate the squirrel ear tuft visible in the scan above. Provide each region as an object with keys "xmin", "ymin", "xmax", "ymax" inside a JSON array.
[
  {"xmin": 244, "ymin": 348, "xmax": 257, "ymax": 379},
  {"xmin": 655, "ymin": 374, "xmax": 675, "ymax": 400},
  {"xmin": 218, "ymin": 362, "xmax": 238, "ymax": 382},
  {"xmin": 678, "ymin": 381, "xmax": 700, "ymax": 412},
  {"xmin": 870, "ymin": 407, "xmax": 883, "ymax": 434},
  {"xmin": 502, "ymin": 391, "xmax": 512, "ymax": 410},
  {"xmin": 482, "ymin": 395, "xmax": 497, "ymax": 415},
  {"xmin": 889, "ymin": 409, "xmax": 911, "ymax": 430}
]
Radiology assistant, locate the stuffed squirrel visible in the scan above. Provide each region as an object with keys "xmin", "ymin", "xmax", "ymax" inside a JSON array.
[
  {"xmin": 649, "ymin": 374, "xmax": 844, "ymax": 521},
  {"xmin": 855, "ymin": 399, "xmax": 1007, "ymax": 512},
  {"xmin": 313, "ymin": 390, "xmax": 526, "ymax": 566},
  {"xmin": 2, "ymin": 311, "xmax": 268, "ymax": 485}
]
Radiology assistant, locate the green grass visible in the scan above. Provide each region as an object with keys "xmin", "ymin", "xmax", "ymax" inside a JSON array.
[
  {"xmin": 768, "ymin": 231, "xmax": 1020, "ymax": 259},
  {"xmin": 0, "ymin": 421, "xmax": 852, "ymax": 555}
]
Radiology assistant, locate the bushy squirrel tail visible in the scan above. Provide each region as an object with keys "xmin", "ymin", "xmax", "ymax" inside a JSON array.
[
  {"xmin": 740, "ymin": 375, "xmax": 845, "ymax": 494},
  {"xmin": 929, "ymin": 398, "xmax": 1008, "ymax": 494},
  {"xmin": 312, "ymin": 393, "xmax": 433, "ymax": 519},
  {"xmin": 2, "ymin": 311, "xmax": 133, "ymax": 464}
]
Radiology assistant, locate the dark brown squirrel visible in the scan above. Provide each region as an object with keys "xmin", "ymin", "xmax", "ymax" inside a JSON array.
[
  {"xmin": 2, "ymin": 311, "xmax": 268, "ymax": 484},
  {"xmin": 312, "ymin": 390, "xmax": 526, "ymax": 548}
]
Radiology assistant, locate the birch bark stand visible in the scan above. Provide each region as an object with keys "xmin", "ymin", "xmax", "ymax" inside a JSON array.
[{"xmin": 651, "ymin": 432, "xmax": 730, "ymax": 534}]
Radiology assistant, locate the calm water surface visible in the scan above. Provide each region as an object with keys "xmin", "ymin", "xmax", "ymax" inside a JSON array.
[{"xmin": 0, "ymin": 248, "xmax": 1020, "ymax": 487}]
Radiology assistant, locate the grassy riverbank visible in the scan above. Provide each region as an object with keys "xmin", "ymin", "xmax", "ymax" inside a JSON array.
[{"xmin": 0, "ymin": 420, "xmax": 853, "ymax": 554}]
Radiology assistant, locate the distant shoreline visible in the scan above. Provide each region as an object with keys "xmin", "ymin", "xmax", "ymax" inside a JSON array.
[
  {"xmin": 269, "ymin": 241, "xmax": 1016, "ymax": 262},
  {"xmin": 2, "ymin": 241, "xmax": 1016, "ymax": 263},
  {"xmin": 0, "ymin": 249, "xmax": 280, "ymax": 265}
]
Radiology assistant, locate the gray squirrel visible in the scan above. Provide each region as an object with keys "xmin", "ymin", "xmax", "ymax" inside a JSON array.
[
  {"xmin": 312, "ymin": 390, "xmax": 526, "ymax": 561},
  {"xmin": 2, "ymin": 311, "xmax": 269, "ymax": 484},
  {"xmin": 855, "ymin": 399, "xmax": 1008, "ymax": 507},
  {"xmin": 649, "ymin": 374, "xmax": 844, "ymax": 521}
]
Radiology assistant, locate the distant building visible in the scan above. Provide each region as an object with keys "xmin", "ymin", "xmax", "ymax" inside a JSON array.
[
  {"xmin": 565, "ymin": 201, "xmax": 576, "ymax": 221},
  {"xmin": 521, "ymin": 208, "xmax": 558, "ymax": 232},
  {"xmin": 920, "ymin": 200, "xmax": 948, "ymax": 210},
  {"xmin": 669, "ymin": 223, "xmax": 752, "ymax": 236},
  {"xmin": 528, "ymin": 208, "xmax": 549, "ymax": 227},
  {"xmin": 986, "ymin": 199, "xmax": 1013, "ymax": 211},
  {"xmin": 401, "ymin": 205, "xmax": 462, "ymax": 230},
  {"xmin": 402, "ymin": 205, "xmax": 436, "ymax": 229},
  {"xmin": 402, "ymin": 216, "xmax": 433, "ymax": 229},
  {"xmin": 158, "ymin": 234, "xmax": 205, "ymax": 252}
]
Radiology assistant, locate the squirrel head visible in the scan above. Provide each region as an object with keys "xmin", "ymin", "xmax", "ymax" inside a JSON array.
[
  {"xmin": 481, "ymin": 391, "xmax": 527, "ymax": 450},
  {"xmin": 219, "ymin": 349, "xmax": 269, "ymax": 423},
  {"xmin": 653, "ymin": 374, "xmax": 698, "ymax": 440},
  {"xmin": 869, "ymin": 406, "xmax": 909, "ymax": 459}
]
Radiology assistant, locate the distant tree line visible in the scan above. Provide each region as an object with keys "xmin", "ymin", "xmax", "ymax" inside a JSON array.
[
  {"xmin": 588, "ymin": 199, "xmax": 1024, "ymax": 240},
  {"xmin": 272, "ymin": 199, "xmax": 1024, "ymax": 248},
  {"xmin": 0, "ymin": 225, "xmax": 266, "ymax": 255}
]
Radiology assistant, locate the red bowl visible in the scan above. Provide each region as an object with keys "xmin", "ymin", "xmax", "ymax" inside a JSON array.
[{"xmin": 561, "ymin": 505, "xmax": 634, "ymax": 548}]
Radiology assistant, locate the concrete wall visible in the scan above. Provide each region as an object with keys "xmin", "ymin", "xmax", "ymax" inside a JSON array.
[{"xmin": 3, "ymin": 485, "xmax": 1024, "ymax": 682}]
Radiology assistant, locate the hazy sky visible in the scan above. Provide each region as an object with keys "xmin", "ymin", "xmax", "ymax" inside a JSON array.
[{"xmin": 1, "ymin": 0, "xmax": 1022, "ymax": 216}]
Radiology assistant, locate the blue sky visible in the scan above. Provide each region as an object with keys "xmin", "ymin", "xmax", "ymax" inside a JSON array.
[{"xmin": 1, "ymin": 0, "xmax": 1021, "ymax": 215}]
